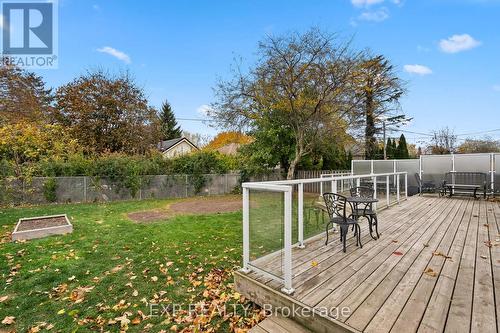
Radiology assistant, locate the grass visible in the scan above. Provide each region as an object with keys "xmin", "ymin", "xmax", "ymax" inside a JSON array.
[
  {"xmin": 0, "ymin": 193, "xmax": 327, "ymax": 332},
  {"xmin": 0, "ymin": 196, "xmax": 264, "ymax": 332}
]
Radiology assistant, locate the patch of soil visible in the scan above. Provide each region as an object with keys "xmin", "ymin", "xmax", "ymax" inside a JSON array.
[
  {"xmin": 127, "ymin": 195, "xmax": 242, "ymax": 223},
  {"xmin": 127, "ymin": 210, "xmax": 173, "ymax": 223},
  {"xmin": 16, "ymin": 216, "xmax": 69, "ymax": 232}
]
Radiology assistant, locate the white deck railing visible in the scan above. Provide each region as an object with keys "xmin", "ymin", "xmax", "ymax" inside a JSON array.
[{"xmin": 241, "ymin": 171, "xmax": 408, "ymax": 295}]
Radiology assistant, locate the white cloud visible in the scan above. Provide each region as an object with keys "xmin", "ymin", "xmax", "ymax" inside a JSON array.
[
  {"xmin": 439, "ymin": 34, "xmax": 481, "ymax": 53},
  {"xmin": 96, "ymin": 46, "xmax": 131, "ymax": 64},
  {"xmin": 358, "ymin": 8, "xmax": 389, "ymax": 22},
  {"xmin": 196, "ymin": 104, "xmax": 212, "ymax": 116},
  {"xmin": 404, "ymin": 64, "xmax": 433, "ymax": 75},
  {"xmin": 493, "ymin": 85, "xmax": 500, "ymax": 92},
  {"xmin": 351, "ymin": 0, "xmax": 384, "ymax": 7}
]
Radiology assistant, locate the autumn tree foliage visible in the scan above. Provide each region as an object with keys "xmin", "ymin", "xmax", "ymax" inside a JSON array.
[
  {"xmin": 211, "ymin": 29, "xmax": 360, "ymax": 179},
  {"xmin": 0, "ymin": 64, "xmax": 53, "ymax": 124},
  {"xmin": 0, "ymin": 122, "xmax": 80, "ymax": 176},
  {"xmin": 53, "ymin": 70, "xmax": 160, "ymax": 154},
  {"xmin": 205, "ymin": 131, "xmax": 253, "ymax": 150}
]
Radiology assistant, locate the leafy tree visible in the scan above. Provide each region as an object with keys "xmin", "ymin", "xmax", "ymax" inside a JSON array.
[
  {"xmin": 205, "ymin": 131, "xmax": 253, "ymax": 150},
  {"xmin": 53, "ymin": 70, "xmax": 159, "ymax": 154},
  {"xmin": 457, "ymin": 137, "xmax": 500, "ymax": 153},
  {"xmin": 395, "ymin": 134, "xmax": 410, "ymax": 159},
  {"xmin": 159, "ymin": 100, "xmax": 182, "ymax": 140},
  {"xmin": 211, "ymin": 28, "xmax": 359, "ymax": 179},
  {"xmin": 0, "ymin": 122, "xmax": 80, "ymax": 177},
  {"xmin": 0, "ymin": 64, "xmax": 53, "ymax": 124},
  {"xmin": 352, "ymin": 54, "xmax": 406, "ymax": 159}
]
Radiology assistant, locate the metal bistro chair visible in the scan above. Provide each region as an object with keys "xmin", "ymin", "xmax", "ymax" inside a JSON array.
[
  {"xmin": 350, "ymin": 186, "xmax": 379, "ymax": 240},
  {"xmin": 323, "ymin": 193, "xmax": 362, "ymax": 253}
]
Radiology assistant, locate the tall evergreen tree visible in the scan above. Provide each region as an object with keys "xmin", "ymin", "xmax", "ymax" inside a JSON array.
[
  {"xmin": 159, "ymin": 100, "xmax": 182, "ymax": 140},
  {"xmin": 396, "ymin": 134, "xmax": 409, "ymax": 159},
  {"xmin": 386, "ymin": 138, "xmax": 395, "ymax": 159}
]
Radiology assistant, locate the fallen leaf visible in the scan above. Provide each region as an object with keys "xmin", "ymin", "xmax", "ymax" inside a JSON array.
[
  {"xmin": 57, "ymin": 309, "xmax": 65, "ymax": 315},
  {"xmin": 432, "ymin": 251, "xmax": 452, "ymax": 259},
  {"xmin": 2, "ymin": 316, "xmax": 15, "ymax": 325},
  {"xmin": 424, "ymin": 267, "xmax": 437, "ymax": 277},
  {"xmin": 151, "ymin": 276, "xmax": 158, "ymax": 282},
  {"xmin": 481, "ymin": 255, "xmax": 488, "ymax": 259},
  {"xmin": 0, "ymin": 295, "xmax": 8, "ymax": 303},
  {"xmin": 393, "ymin": 251, "xmax": 403, "ymax": 256},
  {"xmin": 68, "ymin": 275, "xmax": 76, "ymax": 281},
  {"xmin": 391, "ymin": 240, "xmax": 399, "ymax": 243},
  {"xmin": 311, "ymin": 260, "xmax": 318, "ymax": 267}
]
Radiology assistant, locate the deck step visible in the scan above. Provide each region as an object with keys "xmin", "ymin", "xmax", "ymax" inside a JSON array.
[{"xmin": 250, "ymin": 314, "xmax": 312, "ymax": 333}]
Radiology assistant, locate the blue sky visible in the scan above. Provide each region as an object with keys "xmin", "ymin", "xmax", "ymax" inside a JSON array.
[{"xmin": 34, "ymin": 0, "xmax": 500, "ymax": 145}]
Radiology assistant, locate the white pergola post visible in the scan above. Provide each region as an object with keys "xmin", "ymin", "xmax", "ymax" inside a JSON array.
[
  {"xmin": 281, "ymin": 187, "xmax": 294, "ymax": 295},
  {"xmin": 298, "ymin": 183, "xmax": 305, "ymax": 249}
]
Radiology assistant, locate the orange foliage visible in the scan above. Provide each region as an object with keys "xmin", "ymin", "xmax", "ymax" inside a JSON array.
[{"xmin": 205, "ymin": 131, "xmax": 253, "ymax": 150}]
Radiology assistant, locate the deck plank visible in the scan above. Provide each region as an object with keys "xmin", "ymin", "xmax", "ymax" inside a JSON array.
[
  {"xmin": 344, "ymin": 199, "xmax": 468, "ymax": 332},
  {"xmin": 236, "ymin": 197, "xmax": 499, "ymax": 333},
  {"xmin": 318, "ymin": 198, "xmax": 464, "ymax": 317},
  {"xmin": 416, "ymin": 200, "xmax": 474, "ymax": 332},
  {"xmin": 298, "ymin": 198, "xmax": 452, "ymax": 304},
  {"xmin": 443, "ymin": 200, "xmax": 480, "ymax": 333},
  {"xmin": 388, "ymin": 198, "xmax": 470, "ymax": 332},
  {"xmin": 470, "ymin": 200, "xmax": 497, "ymax": 333}
]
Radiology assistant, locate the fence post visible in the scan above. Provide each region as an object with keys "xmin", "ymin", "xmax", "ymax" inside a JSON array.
[
  {"xmin": 298, "ymin": 183, "xmax": 305, "ymax": 249},
  {"xmin": 282, "ymin": 187, "xmax": 294, "ymax": 295},
  {"xmin": 185, "ymin": 175, "xmax": 188, "ymax": 197},
  {"xmin": 83, "ymin": 176, "xmax": 87, "ymax": 202},
  {"xmin": 241, "ymin": 186, "xmax": 250, "ymax": 273}
]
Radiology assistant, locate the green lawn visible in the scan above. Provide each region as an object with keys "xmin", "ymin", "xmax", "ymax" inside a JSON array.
[{"xmin": 0, "ymin": 196, "xmax": 266, "ymax": 332}]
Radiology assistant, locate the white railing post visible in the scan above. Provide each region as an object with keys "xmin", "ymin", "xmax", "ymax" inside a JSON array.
[
  {"xmin": 386, "ymin": 175, "xmax": 390, "ymax": 207},
  {"xmin": 405, "ymin": 173, "xmax": 408, "ymax": 199},
  {"xmin": 298, "ymin": 183, "xmax": 305, "ymax": 249},
  {"xmin": 242, "ymin": 187, "xmax": 250, "ymax": 273},
  {"xmin": 320, "ymin": 180, "xmax": 323, "ymax": 196},
  {"xmin": 397, "ymin": 174, "xmax": 400, "ymax": 203},
  {"xmin": 282, "ymin": 187, "xmax": 294, "ymax": 295},
  {"xmin": 332, "ymin": 179, "xmax": 338, "ymax": 193},
  {"xmin": 372, "ymin": 175, "xmax": 377, "ymax": 210},
  {"xmin": 356, "ymin": 177, "xmax": 361, "ymax": 188}
]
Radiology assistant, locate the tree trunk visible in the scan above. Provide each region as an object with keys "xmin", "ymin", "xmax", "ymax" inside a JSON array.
[
  {"xmin": 287, "ymin": 136, "xmax": 303, "ymax": 180},
  {"xmin": 364, "ymin": 90, "xmax": 377, "ymax": 159}
]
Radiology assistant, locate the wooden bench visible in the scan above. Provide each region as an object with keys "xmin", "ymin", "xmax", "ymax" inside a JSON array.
[{"xmin": 442, "ymin": 172, "xmax": 488, "ymax": 199}]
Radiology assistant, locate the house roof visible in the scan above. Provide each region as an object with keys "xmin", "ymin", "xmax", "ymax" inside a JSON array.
[{"xmin": 157, "ymin": 137, "xmax": 199, "ymax": 152}]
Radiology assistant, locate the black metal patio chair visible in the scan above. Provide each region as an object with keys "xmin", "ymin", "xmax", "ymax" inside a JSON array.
[
  {"xmin": 415, "ymin": 173, "xmax": 443, "ymax": 196},
  {"xmin": 322, "ymin": 193, "xmax": 362, "ymax": 253},
  {"xmin": 349, "ymin": 186, "xmax": 379, "ymax": 239}
]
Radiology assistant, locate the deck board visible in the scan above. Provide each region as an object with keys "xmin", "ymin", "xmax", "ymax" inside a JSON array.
[{"xmin": 236, "ymin": 196, "xmax": 499, "ymax": 333}]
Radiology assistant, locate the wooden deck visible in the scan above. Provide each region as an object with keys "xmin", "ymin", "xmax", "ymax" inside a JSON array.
[{"xmin": 235, "ymin": 196, "xmax": 500, "ymax": 333}]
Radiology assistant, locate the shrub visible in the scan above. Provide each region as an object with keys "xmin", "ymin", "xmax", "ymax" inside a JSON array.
[{"xmin": 42, "ymin": 177, "xmax": 58, "ymax": 202}]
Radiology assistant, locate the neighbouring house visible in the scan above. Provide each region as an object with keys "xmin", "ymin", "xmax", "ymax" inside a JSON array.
[{"xmin": 157, "ymin": 137, "xmax": 199, "ymax": 158}]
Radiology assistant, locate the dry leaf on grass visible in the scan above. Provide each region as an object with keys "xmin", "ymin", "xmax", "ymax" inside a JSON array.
[
  {"xmin": 2, "ymin": 316, "xmax": 15, "ymax": 325},
  {"xmin": 0, "ymin": 295, "xmax": 8, "ymax": 303}
]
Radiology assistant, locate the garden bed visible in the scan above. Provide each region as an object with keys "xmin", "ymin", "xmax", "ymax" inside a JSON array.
[{"xmin": 12, "ymin": 214, "xmax": 73, "ymax": 241}]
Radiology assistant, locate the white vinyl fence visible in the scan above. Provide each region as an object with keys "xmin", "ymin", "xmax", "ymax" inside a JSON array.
[{"xmin": 352, "ymin": 153, "xmax": 500, "ymax": 196}]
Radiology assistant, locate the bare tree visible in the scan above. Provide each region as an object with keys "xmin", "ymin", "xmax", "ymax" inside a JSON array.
[
  {"xmin": 429, "ymin": 127, "xmax": 457, "ymax": 154},
  {"xmin": 210, "ymin": 28, "xmax": 361, "ymax": 179}
]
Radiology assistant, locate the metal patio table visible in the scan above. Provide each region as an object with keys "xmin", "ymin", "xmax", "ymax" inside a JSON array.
[{"xmin": 347, "ymin": 196, "xmax": 379, "ymax": 239}]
